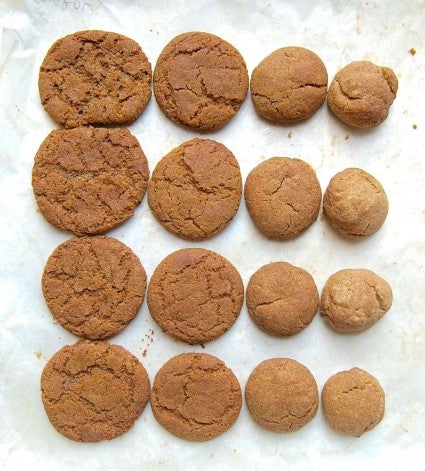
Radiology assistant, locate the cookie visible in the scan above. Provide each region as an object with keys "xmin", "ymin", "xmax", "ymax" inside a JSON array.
[
  {"xmin": 321, "ymin": 368, "xmax": 385, "ymax": 437},
  {"xmin": 323, "ymin": 168, "xmax": 388, "ymax": 237},
  {"xmin": 246, "ymin": 262, "xmax": 319, "ymax": 336},
  {"xmin": 151, "ymin": 353, "xmax": 242, "ymax": 441},
  {"xmin": 251, "ymin": 46, "xmax": 328, "ymax": 124},
  {"xmin": 244, "ymin": 157, "xmax": 322, "ymax": 239},
  {"xmin": 41, "ymin": 341, "xmax": 150, "ymax": 442},
  {"xmin": 147, "ymin": 248, "xmax": 243, "ymax": 344},
  {"xmin": 148, "ymin": 138, "xmax": 242, "ymax": 240},
  {"xmin": 32, "ymin": 126, "xmax": 149, "ymax": 236},
  {"xmin": 153, "ymin": 31, "xmax": 249, "ymax": 131},
  {"xmin": 39, "ymin": 30, "xmax": 152, "ymax": 128},
  {"xmin": 327, "ymin": 60, "xmax": 398, "ymax": 128},
  {"xmin": 42, "ymin": 236, "xmax": 147, "ymax": 340}
]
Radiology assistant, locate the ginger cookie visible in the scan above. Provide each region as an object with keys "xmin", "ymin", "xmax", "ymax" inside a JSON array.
[
  {"xmin": 147, "ymin": 248, "xmax": 243, "ymax": 344},
  {"xmin": 32, "ymin": 126, "xmax": 149, "ymax": 236},
  {"xmin": 328, "ymin": 60, "xmax": 398, "ymax": 128},
  {"xmin": 251, "ymin": 46, "xmax": 328, "ymax": 124},
  {"xmin": 246, "ymin": 262, "xmax": 319, "ymax": 336},
  {"xmin": 244, "ymin": 157, "xmax": 322, "ymax": 239},
  {"xmin": 148, "ymin": 138, "xmax": 242, "ymax": 240},
  {"xmin": 153, "ymin": 31, "xmax": 249, "ymax": 131},
  {"xmin": 321, "ymin": 368, "xmax": 385, "ymax": 437},
  {"xmin": 41, "ymin": 341, "xmax": 150, "ymax": 442},
  {"xmin": 42, "ymin": 236, "xmax": 147, "ymax": 340},
  {"xmin": 39, "ymin": 30, "xmax": 152, "ymax": 128},
  {"xmin": 151, "ymin": 353, "xmax": 242, "ymax": 441}
]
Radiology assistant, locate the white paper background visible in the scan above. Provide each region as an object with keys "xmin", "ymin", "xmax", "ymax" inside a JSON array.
[{"xmin": 1, "ymin": 0, "xmax": 424, "ymax": 470}]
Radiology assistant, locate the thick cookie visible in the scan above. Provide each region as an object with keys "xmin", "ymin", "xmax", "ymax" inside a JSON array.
[
  {"xmin": 32, "ymin": 126, "xmax": 149, "ymax": 235},
  {"xmin": 151, "ymin": 353, "xmax": 242, "ymax": 441},
  {"xmin": 153, "ymin": 31, "xmax": 249, "ymax": 131},
  {"xmin": 147, "ymin": 248, "xmax": 243, "ymax": 344},
  {"xmin": 39, "ymin": 30, "xmax": 152, "ymax": 128}
]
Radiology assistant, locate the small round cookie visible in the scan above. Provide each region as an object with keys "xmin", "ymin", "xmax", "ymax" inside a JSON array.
[
  {"xmin": 32, "ymin": 126, "xmax": 149, "ymax": 235},
  {"xmin": 323, "ymin": 168, "xmax": 388, "ymax": 237},
  {"xmin": 148, "ymin": 139, "xmax": 242, "ymax": 240},
  {"xmin": 244, "ymin": 157, "xmax": 322, "ymax": 239},
  {"xmin": 41, "ymin": 341, "xmax": 150, "ymax": 442},
  {"xmin": 39, "ymin": 30, "xmax": 152, "ymax": 128},
  {"xmin": 246, "ymin": 262, "xmax": 319, "ymax": 336},
  {"xmin": 328, "ymin": 60, "xmax": 398, "ymax": 128},
  {"xmin": 147, "ymin": 248, "xmax": 243, "ymax": 344},
  {"xmin": 153, "ymin": 31, "xmax": 249, "ymax": 131},
  {"xmin": 321, "ymin": 368, "xmax": 385, "ymax": 437},
  {"xmin": 151, "ymin": 353, "xmax": 242, "ymax": 441},
  {"xmin": 251, "ymin": 46, "xmax": 328, "ymax": 124},
  {"xmin": 42, "ymin": 236, "xmax": 147, "ymax": 340}
]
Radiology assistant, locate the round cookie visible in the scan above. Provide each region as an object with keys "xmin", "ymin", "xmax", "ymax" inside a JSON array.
[
  {"xmin": 245, "ymin": 358, "xmax": 318, "ymax": 433},
  {"xmin": 32, "ymin": 126, "xmax": 149, "ymax": 236},
  {"xmin": 244, "ymin": 157, "xmax": 322, "ymax": 239},
  {"xmin": 42, "ymin": 236, "xmax": 147, "ymax": 340},
  {"xmin": 246, "ymin": 262, "xmax": 319, "ymax": 336},
  {"xmin": 151, "ymin": 353, "xmax": 242, "ymax": 441},
  {"xmin": 251, "ymin": 46, "xmax": 328, "ymax": 124},
  {"xmin": 153, "ymin": 31, "xmax": 249, "ymax": 131},
  {"xmin": 323, "ymin": 168, "xmax": 388, "ymax": 237},
  {"xmin": 328, "ymin": 60, "xmax": 398, "ymax": 128},
  {"xmin": 148, "ymin": 138, "xmax": 242, "ymax": 240},
  {"xmin": 321, "ymin": 368, "xmax": 385, "ymax": 437},
  {"xmin": 147, "ymin": 248, "xmax": 243, "ymax": 344},
  {"xmin": 39, "ymin": 30, "xmax": 152, "ymax": 128},
  {"xmin": 41, "ymin": 341, "xmax": 150, "ymax": 442}
]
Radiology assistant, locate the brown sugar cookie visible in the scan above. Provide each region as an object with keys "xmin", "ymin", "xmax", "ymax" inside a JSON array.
[
  {"xmin": 39, "ymin": 30, "xmax": 152, "ymax": 128},
  {"xmin": 151, "ymin": 353, "xmax": 242, "ymax": 441},
  {"xmin": 245, "ymin": 358, "xmax": 318, "ymax": 433},
  {"xmin": 153, "ymin": 31, "xmax": 249, "ymax": 131},
  {"xmin": 32, "ymin": 126, "xmax": 149, "ymax": 236},
  {"xmin": 321, "ymin": 368, "xmax": 385, "ymax": 437},
  {"xmin": 148, "ymin": 138, "xmax": 242, "ymax": 240},
  {"xmin": 251, "ymin": 46, "xmax": 328, "ymax": 124},
  {"xmin": 323, "ymin": 168, "xmax": 388, "ymax": 237},
  {"xmin": 244, "ymin": 157, "xmax": 322, "ymax": 239},
  {"xmin": 42, "ymin": 236, "xmax": 147, "ymax": 340},
  {"xmin": 41, "ymin": 341, "xmax": 150, "ymax": 442},
  {"xmin": 147, "ymin": 248, "xmax": 243, "ymax": 344},
  {"xmin": 246, "ymin": 262, "xmax": 319, "ymax": 336},
  {"xmin": 328, "ymin": 60, "xmax": 398, "ymax": 128}
]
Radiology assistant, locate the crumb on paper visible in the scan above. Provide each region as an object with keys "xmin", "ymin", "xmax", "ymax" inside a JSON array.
[
  {"xmin": 412, "ymin": 124, "xmax": 417, "ymax": 129},
  {"xmin": 35, "ymin": 351, "xmax": 42, "ymax": 359},
  {"xmin": 287, "ymin": 131, "xmax": 292, "ymax": 138},
  {"xmin": 200, "ymin": 343, "xmax": 205, "ymax": 349},
  {"xmin": 356, "ymin": 13, "xmax": 361, "ymax": 34},
  {"xmin": 142, "ymin": 349, "xmax": 147, "ymax": 357},
  {"xmin": 331, "ymin": 135, "xmax": 338, "ymax": 147},
  {"xmin": 409, "ymin": 48, "xmax": 416, "ymax": 55},
  {"xmin": 345, "ymin": 134, "xmax": 349, "ymax": 140}
]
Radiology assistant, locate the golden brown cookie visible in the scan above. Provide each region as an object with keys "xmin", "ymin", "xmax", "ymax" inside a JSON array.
[
  {"xmin": 321, "ymin": 368, "xmax": 385, "ymax": 437},
  {"xmin": 251, "ymin": 46, "xmax": 328, "ymax": 124},
  {"xmin": 39, "ymin": 30, "xmax": 152, "ymax": 128},
  {"xmin": 153, "ymin": 31, "xmax": 249, "ymax": 131},
  {"xmin": 147, "ymin": 248, "xmax": 243, "ymax": 344},
  {"xmin": 244, "ymin": 157, "xmax": 322, "ymax": 239},
  {"xmin": 41, "ymin": 341, "xmax": 150, "ymax": 442},
  {"xmin": 42, "ymin": 236, "xmax": 147, "ymax": 340},
  {"xmin": 32, "ymin": 126, "xmax": 149, "ymax": 236},
  {"xmin": 148, "ymin": 138, "xmax": 242, "ymax": 240},
  {"xmin": 151, "ymin": 353, "xmax": 242, "ymax": 441}
]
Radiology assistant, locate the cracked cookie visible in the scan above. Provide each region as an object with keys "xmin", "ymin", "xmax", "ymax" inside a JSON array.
[
  {"xmin": 153, "ymin": 31, "xmax": 249, "ymax": 131},
  {"xmin": 328, "ymin": 60, "xmax": 398, "ymax": 128},
  {"xmin": 151, "ymin": 353, "xmax": 242, "ymax": 441},
  {"xmin": 251, "ymin": 46, "xmax": 328, "ymax": 124},
  {"xmin": 322, "ymin": 367, "xmax": 385, "ymax": 437},
  {"xmin": 32, "ymin": 126, "xmax": 149, "ymax": 235},
  {"xmin": 148, "ymin": 138, "xmax": 242, "ymax": 240},
  {"xmin": 42, "ymin": 236, "xmax": 147, "ymax": 340},
  {"xmin": 147, "ymin": 248, "xmax": 243, "ymax": 344},
  {"xmin": 39, "ymin": 30, "xmax": 152, "ymax": 128},
  {"xmin": 41, "ymin": 340, "xmax": 150, "ymax": 442}
]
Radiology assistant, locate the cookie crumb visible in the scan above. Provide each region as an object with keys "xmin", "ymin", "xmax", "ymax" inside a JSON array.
[
  {"xmin": 35, "ymin": 351, "xmax": 42, "ymax": 359},
  {"xmin": 412, "ymin": 124, "xmax": 417, "ymax": 129},
  {"xmin": 409, "ymin": 48, "xmax": 416, "ymax": 55},
  {"xmin": 344, "ymin": 134, "xmax": 350, "ymax": 140},
  {"xmin": 142, "ymin": 349, "xmax": 147, "ymax": 357},
  {"xmin": 287, "ymin": 131, "xmax": 292, "ymax": 138}
]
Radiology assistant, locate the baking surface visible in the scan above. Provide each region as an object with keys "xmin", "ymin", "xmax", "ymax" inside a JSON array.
[{"xmin": 1, "ymin": 0, "xmax": 424, "ymax": 469}]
